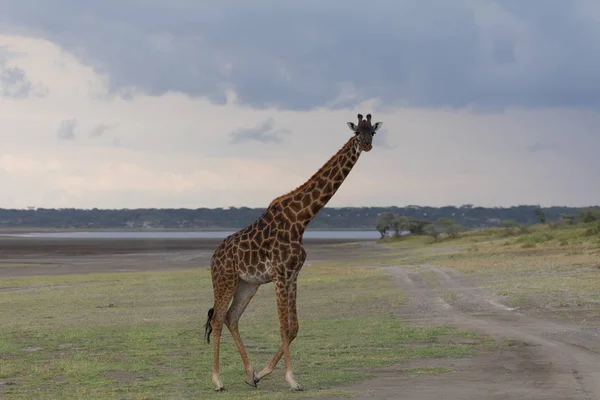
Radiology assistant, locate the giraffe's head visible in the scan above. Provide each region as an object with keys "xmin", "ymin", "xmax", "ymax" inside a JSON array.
[{"xmin": 346, "ymin": 113, "xmax": 383, "ymax": 152}]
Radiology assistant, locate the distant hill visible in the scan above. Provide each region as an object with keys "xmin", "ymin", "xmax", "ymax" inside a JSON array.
[{"xmin": 0, "ymin": 205, "xmax": 594, "ymax": 230}]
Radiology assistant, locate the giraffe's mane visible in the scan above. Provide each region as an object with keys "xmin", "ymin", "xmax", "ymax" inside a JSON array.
[{"xmin": 268, "ymin": 136, "xmax": 355, "ymax": 207}]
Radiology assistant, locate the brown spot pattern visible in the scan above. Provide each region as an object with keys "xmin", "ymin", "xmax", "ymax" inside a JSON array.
[{"xmin": 207, "ymin": 115, "xmax": 379, "ymax": 390}]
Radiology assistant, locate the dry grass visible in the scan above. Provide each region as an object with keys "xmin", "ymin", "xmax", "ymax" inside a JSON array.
[{"xmin": 377, "ymin": 223, "xmax": 600, "ymax": 324}]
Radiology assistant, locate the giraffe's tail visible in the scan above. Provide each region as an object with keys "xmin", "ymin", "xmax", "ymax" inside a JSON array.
[{"xmin": 204, "ymin": 307, "xmax": 214, "ymax": 344}]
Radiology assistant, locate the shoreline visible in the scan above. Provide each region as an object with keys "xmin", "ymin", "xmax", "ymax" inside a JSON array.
[
  {"xmin": 0, "ymin": 236, "xmax": 378, "ymax": 278},
  {"xmin": 0, "ymin": 236, "xmax": 376, "ymax": 257},
  {"xmin": 0, "ymin": 227, "xmax": 376, "ymax": 234}
]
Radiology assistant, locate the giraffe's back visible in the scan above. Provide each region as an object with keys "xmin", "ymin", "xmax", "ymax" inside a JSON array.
[
  {"xmin": 210, "ymin": 216, "xmax": 276, "ymax": 284},
  {"xmin": 210, "ymin": 209, "xmax": 306, "ymax": 285}
]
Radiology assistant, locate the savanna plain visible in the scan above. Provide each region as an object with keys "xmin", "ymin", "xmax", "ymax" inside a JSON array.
[{"xmin": 1, "ymin": 222, "xmax": 600, "ymax": 400}]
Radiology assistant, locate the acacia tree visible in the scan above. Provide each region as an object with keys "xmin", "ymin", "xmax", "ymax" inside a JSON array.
[
  {"xmin": 406, "ymin": 218, "xmax": 431, "ymax": 235},
  {"xmin": 424, "ymin": 224, "xmax": 440, "ymax": 241},
  {"xmin": 437, "ymin": 217, "xmax": 463, "ymax": 238},
  {"xmin": 376, "ymin": 222, "xmax": 388, "ymax": 239},
  {"xmin": 392, "ymin": 216, "xmax": 409, "ymax": 237},
  {"xmin": 376, "ymin": 212, "xmax": 395, "ymax": 238}
]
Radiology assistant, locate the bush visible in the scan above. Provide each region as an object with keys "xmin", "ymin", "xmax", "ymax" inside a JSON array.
[
  {"xmin": 437, "ymin": 217, "xmax": 464, "ymax": 238},
  {"xmin": 516, "ymin": 232, "xmax": 554, "ymax": 245},
  {"xmin": 585, "ymin": 221, "xmax": 600, "ymax": 237},
  {"xmin": 498, "ymin": 220, "xmax": 529, "ymax": 237},
  {"xmin": 578, "ymin": 208, "xmax": 599, "ymax": 224},
  {"xmin": 406, "ymin": 218, "xmax": 431, "ymax": 235},
  {"xmin": 518, "ymin": 225, "xmax": 531, "ymax": 234},
  {"xmin": 424, "ymin": 225, "xmax": 440, "ymax": 242}
]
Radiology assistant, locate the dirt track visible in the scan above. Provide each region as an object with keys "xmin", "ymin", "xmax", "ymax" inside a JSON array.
[{"xmin": 311, "ymin": 264, "xmax": 600, "ymax": 400}]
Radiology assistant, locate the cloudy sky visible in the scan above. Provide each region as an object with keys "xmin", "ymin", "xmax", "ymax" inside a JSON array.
[{"xmin": 1, "ymin": 1, "xmax": 599, "ymax": 209}]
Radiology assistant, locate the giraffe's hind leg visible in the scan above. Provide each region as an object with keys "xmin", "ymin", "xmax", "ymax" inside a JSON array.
[
  {"xmin": 210, "ymin": 271, "xmax": 237, "ymax": 391},
  {"xmin": 225, "ymin": 279, "xmax": 260, "ymax": 387}
]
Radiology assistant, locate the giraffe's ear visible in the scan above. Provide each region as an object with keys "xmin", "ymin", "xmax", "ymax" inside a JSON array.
[
  {"xmin": 372, "ymin": 122, "xmax": 383, "ymax": 132},
  {"xmin": 347, "ymin": 122, "xmax": 358, "ymax": 132}
]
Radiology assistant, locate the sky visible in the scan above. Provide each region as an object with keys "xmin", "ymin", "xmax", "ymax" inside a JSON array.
[{"xmin": 1, "ymin": 0, "xmax": 599, "ymax": 209}]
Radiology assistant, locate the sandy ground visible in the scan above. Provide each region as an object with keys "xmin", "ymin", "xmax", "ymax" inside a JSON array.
[
  {"xmin": 0, "ymin": 237, "xmax": 376, "ymax": 278},
  {"xmin": 2, "ymin": 237, "xmax": 600, "ymax": 399}
]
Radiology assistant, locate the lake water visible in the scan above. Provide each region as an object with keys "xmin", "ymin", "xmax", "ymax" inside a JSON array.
[{"xmin": 2, "ymin": 230, "xmax": 380, "ymax": 240}]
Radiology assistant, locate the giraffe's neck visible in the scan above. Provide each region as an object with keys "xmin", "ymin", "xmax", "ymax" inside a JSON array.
[{"xmin": 268, "ymin": 136, "xmax": 362, "ymax": 229}]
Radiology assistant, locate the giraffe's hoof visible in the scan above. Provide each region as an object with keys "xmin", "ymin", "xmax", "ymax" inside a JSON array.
[
  {"xmin": 214, "ymin": 386, "xmax": 227, "ymax": 392},
  {"xmin": 252, "ymin": 371, "xmax": 261, "ymax": 386},
  {"xmin": 245, "ymin": 371, "xmax": 260, "ymax": 388},
  {"xmin": 292, "ymin": 384, "xmax": 303, "ymax": 392},
  {"xmin": 245, "ymin": 374, "xmax": 258, "ymax": 388}
]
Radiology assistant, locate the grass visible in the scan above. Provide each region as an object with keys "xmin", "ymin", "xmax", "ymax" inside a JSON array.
[
  {"xmin": 0, "ymin": 263, "xmax": 42, "ymax": 269},
  {"xmin": 404, "ymin": 366, "xmax": 452, "ymax": 376},
  {"xmin": 0, "ymin": 263, "xmax": 485, "ymax": 399}
]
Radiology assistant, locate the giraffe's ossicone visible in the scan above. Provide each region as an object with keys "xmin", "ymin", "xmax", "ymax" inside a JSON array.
[{"xmin": 204, "ymin": 113, "xmax": 384, "ymax": 391}]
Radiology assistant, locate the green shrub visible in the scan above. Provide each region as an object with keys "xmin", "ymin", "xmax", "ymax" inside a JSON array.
[
  {"xmin": 578, "ymin": 208, "xmax": 599, "ymax": 224},
  {"xmin": 585, "ymin": 221, "xmax": 600, "ymax": 237},
  {"xmin": 515, "ymin": 232, "xmax": 554, "ymax": 245}
]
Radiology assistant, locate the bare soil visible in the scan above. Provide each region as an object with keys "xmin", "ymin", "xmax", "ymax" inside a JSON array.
[
  {"xmin": 0, "ymin": 237, "xmax": 376, "ymax": 278},
  {"xmin": 308, "ymin": 264, "xmax": 600, "ymax": 400}
]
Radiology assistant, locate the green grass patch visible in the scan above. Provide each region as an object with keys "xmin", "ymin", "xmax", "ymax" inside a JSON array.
[
  {"xmin": 0, "ymin": 264, "xmax": 483, "ymax": 399},
  {"xmin": 585, "ymin": 221, "xmax": 600, "ymax": 237},
  {"xmin": 515, "ymin": 232, "xmax": 554, "ymax": 246},
  {"xmin": 404, "ymin": 366, "xmax": 452, "ymax": 375},
  {"xmin": 0, "ymin": 263, "xmax": 41, "ymax": 269}
]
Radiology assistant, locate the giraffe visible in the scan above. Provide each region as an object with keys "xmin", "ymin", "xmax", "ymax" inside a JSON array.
[{"xmin": 204, "ymin": 113, "xmax": 384, "ymax": 391}]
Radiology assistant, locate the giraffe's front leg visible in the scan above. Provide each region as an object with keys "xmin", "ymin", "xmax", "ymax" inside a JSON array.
[
  {"xmin": 255, "ymin": 278, "xmax": 301, "ymax": 390},
  {"xmin": 261, "ymin": 278, "xmax": 301, "ymax": 390}
]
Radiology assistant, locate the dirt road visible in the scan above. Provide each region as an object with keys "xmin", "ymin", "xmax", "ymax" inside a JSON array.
[{"xmin": 310, "ymin": 264, "xmax": 600, "ymax": 400}]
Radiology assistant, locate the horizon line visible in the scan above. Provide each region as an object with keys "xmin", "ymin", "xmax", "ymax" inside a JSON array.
[{"xmin": 2, "ymin": 204, "xmax": 599, "ymax": 211}]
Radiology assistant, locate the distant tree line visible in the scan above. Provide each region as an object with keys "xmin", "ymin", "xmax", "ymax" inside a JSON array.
[
  {"xmin": 0, "ymin": 205, "xmax": 597, "ymax": 231},
  {"xmin": 375, "ymin": 212, "xmax": 466, "ymax": 240},
  {"xmin": 375, "ymin": 205, "xmax": 600, "ymax": 240}
]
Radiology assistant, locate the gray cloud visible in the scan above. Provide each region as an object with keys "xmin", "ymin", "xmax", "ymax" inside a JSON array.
[
  {"xmin": 0, "ymin": 55, "xmax": 32, "ymax": 99},
  {"xmin": 90, "ymin": 123, "xmax": 116, "ymax": 138},
  {"xmin": 229, "ymin": 118, "xmax": 290, "ymax": 144},
  {"xmin": 526, "ymin": 142, "xmax": 558, "ymax": 153},
  {"xmin": 57, "ymin": 119, "xmax": 76, "ymax": 140},
  {"xmin": 1, "ymin": 46, "xmax": 48, "ymax": 99},
  {"xmin": 3, "ymin": 1, "xmax": 600, "ymax": 110}
]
